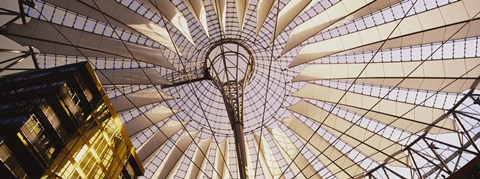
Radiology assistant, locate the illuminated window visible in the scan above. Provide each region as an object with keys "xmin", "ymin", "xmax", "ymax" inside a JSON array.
[
  {"xmin": 0, "ymin": 143, "xmax": 27, "ymax": 178},
  {"xmin": 20, "ymin": 115, "xmax": 56, "ymax": 161},
  {"xmin": 41, "ymin": 105, "xmax": 67, "ymax": 142},
  {"xmin": 60, "ymin": 84, "xmax": 85, "ymax": 120}
]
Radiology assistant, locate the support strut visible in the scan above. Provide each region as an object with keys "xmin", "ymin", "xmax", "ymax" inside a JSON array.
[{"xmin": 205, "ymin": 40, "xmax": 254, "ymax": 179}]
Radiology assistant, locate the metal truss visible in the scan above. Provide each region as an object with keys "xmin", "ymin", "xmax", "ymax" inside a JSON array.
[
  {"xmin": 365, "ymin": 87, "xmax": 480, "ymax": 179},
  {"xmin": 205, "ymin": 39, "xmax": 255, "ymax": 179},
  {"xmin": 0, "ymin": 0, "xmax": 39, "ymax": 73},
  {"xmin": 161, "ymin": 66, "xmax": 208, "ymax": 89}
]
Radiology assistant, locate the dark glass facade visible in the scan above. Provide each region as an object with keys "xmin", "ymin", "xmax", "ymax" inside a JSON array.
[{"xmin": 0, "ymin": 62, "xmax": 143, "ymax": 178}]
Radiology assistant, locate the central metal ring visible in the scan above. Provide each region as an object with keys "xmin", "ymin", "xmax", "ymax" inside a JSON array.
[{"xmin": 204, "ymin": 39, "xmax": 255, "ymax": 87}]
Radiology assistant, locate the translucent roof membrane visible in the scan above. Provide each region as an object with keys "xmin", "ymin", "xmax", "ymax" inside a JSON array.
[{"xmin": 1, "ymin": 0, "xmax": 480, "ymax": 178}]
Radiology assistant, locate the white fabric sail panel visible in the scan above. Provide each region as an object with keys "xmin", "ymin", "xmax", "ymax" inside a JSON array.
[
  {"xmin": 183, "ymin": 0, "xmax": 209, "ymax": 37},
  {"xmin": 128, "ymin": 23, "xmax": 180, "ymax": 55},
  {"xmin": 85, "ymin": 0, "xmax": 180, "ymax": 55},
  {"xmin": 278, "ymin": 116, "xmax": 363, "ymax": 179},
  {"xmin": 4, "ymin": 19, "xmax": 176, "ymax": 69},
  {"xmin": 44, "ymin": 0, "xmax": 175, "ymax": 51},
  {"xmin": 273, "ymin": 0, "xmax": 315, "ymax": 41},
  {"xmin": 109, "ymin": 87, "xmax": 173, "ymax": 112},
  {"xmin": 236, "ymin": 0, "xmax": 251, "ymax": 31},
  {"xmin": 292, "ymin": 84, "xmax": 457, "ymax": 133},
  {"xmin": 211, "ymin": 0, "xmax": 227, "ymax": 33},
  {"xmin": 196, "ymin": 140, "xmax": 215, "ymax": 179},
  {"xmin": 136, "ymin": 0, "xmax": 194, "ymax": 44},
  {"xmin": 338, "ymin": 104, "xmax": 454, "ymax": 134},
  {"xmin": 253, "ymin": 135, "xmax": 285, "ymax": 179},
  {"xmin": 282, "ymin": 0, "xmax": 374, "ymax": 54},
  {"xmin": 324, "ymin": 0, "xmax": 403, "ymax": 31},
  {"xmin": 293, "ymin": 58, "xmax": 480, "ymax": 93},
  {"xmin": 0, "ymin": 55, "xmax": 34, "ymax": 76},
  {"xmin": 213, "ymin": 139, "xmax": 229, "ymax": 179},
  {"xmin": 256, "ymin": 0, "xmax": 276, "ymax": 34},
  {"xmin": 340, "ymin": 20, "xmax": 480, "ymax": 63},
  {"xmin": 222, "ymin": 139, "xmax": 230, "ymax": 179},
  {"xmin": 96, "ymin": 68, "xmax": 171, "ymax": 85},
  {"xmin": 0, "ymin": 1, "xmax": 20, "ymax": 17},
  {"xmin": 339, "ymin": 0, "xmax": 403, "ymax": 24},
  {"xmin": 0, "ymin": 35, "xmax": 26, "ymax": 51},
  {"xmin": 49, "ymin": 0, "xmax": 180, "ymax": 63},
  {"xmin": 44, "ymin": 0, "xmax": 141, "ymax": 32},
  {"xmin": 288, "ymin": 101, "xmax": 409, "ymax": 167},
  {"xmin": 248, "ymin": 139, "xmax": 270, "ymax": 179},
  {"xmin": 152, "ymin": 131, "xmax": 199, "ymax": 179},
  {"xmin": 282, "ymin": 0, "xmax": 404, "ymax": 54},
  {"xmin": 289, "ymin": 0, "xmax": 480, "ymax": 67},
  {"xmin": 124, "ymin": 105, "xmax": 178, "ymax": 135},
  {"xmin": 137, "ymin": 120, "xmax": 185, "ymax": 164},
  {"xmin": 0, "ymin": 36, "xmax": 34, "ymax": 76},
  {"xmin": 0, "ymin": 16, "xmax": 17, "ymax": 30},
  {"xmin": 184, "ymin": 137, "xmax": 212, "ymax": 179},
  {"xmin": 268, "ymin": 128, "xmax": 321, "ymax": 179},
  {"xmin": 245, "ymin": 139, "xmax": 273, "ymax": 178},
  {"xmin": 166, "ymin": 154, "xmax": 186, "ymax": 179}
]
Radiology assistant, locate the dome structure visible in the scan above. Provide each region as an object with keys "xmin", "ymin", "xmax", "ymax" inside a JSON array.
[{"xmin": 1, "ymin": 0, "xmax": 480, "ymax": 178}]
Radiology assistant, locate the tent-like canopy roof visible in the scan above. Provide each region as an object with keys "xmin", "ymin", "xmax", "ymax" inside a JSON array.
[{"xmin": 1, "ymin": 0, "xmax": 480, "ymax": 178}]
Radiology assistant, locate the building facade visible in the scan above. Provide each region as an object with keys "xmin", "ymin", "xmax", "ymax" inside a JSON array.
[{"xmin": 0, "ymin": 62, "xmax": 143, "ymax": 178}]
